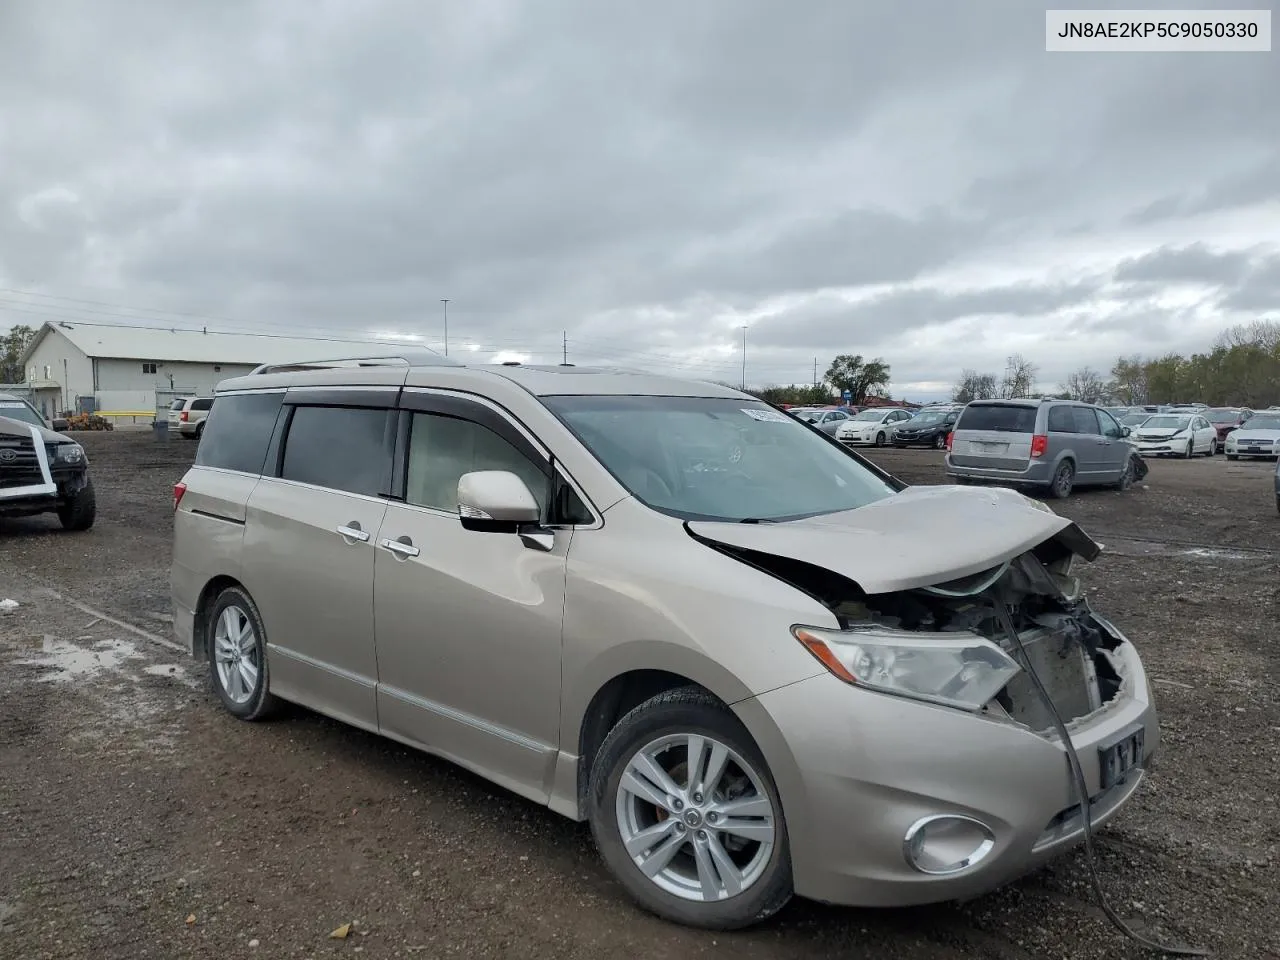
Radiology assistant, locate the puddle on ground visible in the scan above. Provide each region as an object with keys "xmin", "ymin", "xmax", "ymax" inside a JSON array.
[
  {"xmin": 14, "ymin": 637, "xmax": 143, "ymax": 682},
  {"xmin": 143, "ymin": 662, "xmax": 202, "ymax": 689}
]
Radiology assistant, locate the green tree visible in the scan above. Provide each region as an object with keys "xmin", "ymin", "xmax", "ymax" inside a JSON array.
[
  {"xmin": 823, "ymin": 354, "xmax": 890, "ymax": 403},
  {"xmin": 1109, "ymin": 355, "xmax": 1149, "ymax": 404},
  {"xmin": 1, "ymin": 325, "xmax": 35, "ymax": 383}
]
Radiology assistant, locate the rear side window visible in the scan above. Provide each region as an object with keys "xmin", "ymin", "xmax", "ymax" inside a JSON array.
[
  {"xmin": 190, "ymin": 398, "xmax": 213, "ymax": 411},
  {"xmin": 280, "ymin": 406, "xmax": 392, "ymax": 497},
  {"xmin": 196, "ymin": 392, "xmax": 284, "ymax": 475},
  {"xmin": 1071, "ymin": 407, "xmax": 1100, "ymax": 435},
  {"xmin": 169, "ymin": 399, "xmax": 187, "ymax": 411},
  {"xmin": 956, "ymin": 404, "xmax": 1037, "ymax": 433},
  {"xmin": 1047, "ymin": 406, "xmax": 1076, "ymax": 433}
]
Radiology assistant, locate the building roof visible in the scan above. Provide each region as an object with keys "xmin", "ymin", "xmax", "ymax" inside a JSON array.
[{"xmin": 20, "ymin": 321, "xmax": 426, "ymax": 368}]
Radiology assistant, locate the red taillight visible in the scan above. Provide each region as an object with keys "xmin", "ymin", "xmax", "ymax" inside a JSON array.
[
  {"xmin": 1030, "ymin": 434, "xmax": 1048, "ymax": 458},
  {"xmin": 945, "ymin": 431, "xmax": 954, "ymax": 451},
  {"xmin": 180, "ymin": 410, "xmax": 189, "ymax": 422},
  {"xmin": 174, "ymin": 481, "xmax": 187, "ymax": 512}
]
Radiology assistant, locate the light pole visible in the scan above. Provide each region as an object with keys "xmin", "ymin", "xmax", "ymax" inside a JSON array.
[
  {"xmin": 440, "ymin": 299, "xmax": 450, "ymax": 356},
  {"xmin": 740, "ymin": 325, "xmax": 747, "ymax": 391}
]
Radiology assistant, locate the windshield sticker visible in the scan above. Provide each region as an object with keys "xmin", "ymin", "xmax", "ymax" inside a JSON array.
[
  {"xmin": 0, "ymin": 402, "xmax": 26, "ymax": 408},
  {"xmin": 742, "ymin": 408, "xmax": 790, "ymax": 423}
]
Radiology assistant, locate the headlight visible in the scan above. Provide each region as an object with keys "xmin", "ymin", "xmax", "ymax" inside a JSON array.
[
  {"xmin": 51, "ymin": 443, "xmax": 85, "ymax": 464},
  {"xmin": 792, "ymin": 625, "xmax": 1021, "ymax": 712}
]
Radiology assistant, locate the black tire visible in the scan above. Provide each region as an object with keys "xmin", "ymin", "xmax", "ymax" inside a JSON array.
[
  {"xmin": 1183, "ymin": 438, "xmax": 1194, "ymax": 459},
  {"xmin": 57, "ymin": 477, "xmax": 96, "ymax": 531},
  {"xmin": 934, "ymin": 434, "xmax": 947, "ymax": 450},
  {"xmin": 206, "ymin": 587, "xmax": 279, "ymax": 721},
  {"xmin": 874, "ymin": 431, "xmax": 886, "ymax": 447},
  {"xmin": 195, "ymin": 421, "xmax": 205, "ymax": 440},
  {"xmin": 589, "ymin": 686, "xmax": 792, "ymax": 930},
  {"xmin": 1049, "ymin": 460, "xmax": 1074, "ymax": 499},
  {"xmin": 1114, "ymin": 456, "xmax": 1135, "ymax": 491}
]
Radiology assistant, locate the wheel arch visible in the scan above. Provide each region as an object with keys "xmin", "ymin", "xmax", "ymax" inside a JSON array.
[
  {"xmin": 567, "ymin": 645, "xmax": 760, "ymax": 818},
  {"xmin": 191, "ymin": 575, "xmax": 248, "ymax": 660}
]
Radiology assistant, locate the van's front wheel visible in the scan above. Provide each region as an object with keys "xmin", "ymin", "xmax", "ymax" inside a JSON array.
[{"xmin": 589, "ymin": 687, "xmax": 792, "ymax": 930}]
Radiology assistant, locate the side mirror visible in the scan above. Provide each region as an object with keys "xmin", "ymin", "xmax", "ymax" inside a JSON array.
[
  {"xmin": 1121, "ymin": 426, "xmax": 1131, "ymax": 437},
  {"xmin": 457, "ymin": 470, "xmax": 541, "ymax": 525}
]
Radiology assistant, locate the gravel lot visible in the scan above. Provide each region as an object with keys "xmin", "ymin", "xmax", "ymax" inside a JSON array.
[{"xmin": 2, "ymin": 430, "xmax": 1277, "ymax": 959}]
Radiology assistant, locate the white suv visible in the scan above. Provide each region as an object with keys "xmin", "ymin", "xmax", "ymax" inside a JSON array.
[{"xmin": 167, "ymin": 397, "xmax": 213, "ymax": 439}]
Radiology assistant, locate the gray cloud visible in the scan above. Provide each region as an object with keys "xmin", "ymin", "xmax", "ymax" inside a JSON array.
[
  {"xmin": 1220, "ymin": 255, "xmax": 1280, "ymax": 313},
  {"xmin": 1, "ymin": 0, "xmax": 1276, "ymax": 398},
  {"xmin": 1113, "ymin": 244, "xmax": 1256, "ymax": 286}
]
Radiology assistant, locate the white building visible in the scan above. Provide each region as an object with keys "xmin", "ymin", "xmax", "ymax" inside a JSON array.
[{"xmin": 19, "ymin": 321, "xmax": 396, "ymax": 418}]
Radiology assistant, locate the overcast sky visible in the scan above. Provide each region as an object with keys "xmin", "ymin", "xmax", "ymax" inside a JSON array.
[{"xmin": 2, "ymin": 1, "xmax": 1277, "ymax": 399}]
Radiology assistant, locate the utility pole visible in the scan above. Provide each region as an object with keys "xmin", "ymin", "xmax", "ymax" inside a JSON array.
[
  {"xmin": 562, "ymin": 330, "xmax": 568, "ymax": 365},
  {"xmin": 440, "ymin": 299, "xmax": 450, "ymax": 356},
  {"xmin": 813, "ymin": 357, "xmax": 818, "ymax": 387},
  {"xmin": 740, "ymin": 326, "xmax": 748, "ymax": 391}
]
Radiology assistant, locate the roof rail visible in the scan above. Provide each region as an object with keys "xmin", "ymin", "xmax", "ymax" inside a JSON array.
[{"xmin": 249, "ymin": 346, "xmax": 462, "ymax": 376}]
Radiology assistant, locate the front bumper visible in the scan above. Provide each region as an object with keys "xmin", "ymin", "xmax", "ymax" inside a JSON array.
[
  {"xmin": 892, "ymin": 433, "xmax": 944, "ymax": 447},
  {"xmin": 1136, "ymin": 439, "xmax": 1188, "ymax": 456},
  {"xmin": 734, "ymin": 638, "xmax": 1157, "ymax": 907},
  {"xmin": 1226, "ymin": 443, "xmax": 1276, "ymax": 458}
]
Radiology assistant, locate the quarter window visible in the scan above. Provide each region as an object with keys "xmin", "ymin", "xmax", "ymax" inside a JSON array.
[
  {"xmin": 280, "ymin": 405, "xmax": 392, "ymax": 496},
  {"xmin": 195, "ymin": 392, "xmax": 284, "ymax": 475},
  {"xmin": 406, "ymin": 412, "xmax": 550, "ymax": 515}
]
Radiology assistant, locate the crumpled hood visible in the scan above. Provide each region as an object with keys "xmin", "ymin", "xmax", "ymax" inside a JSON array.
[
  {"xmin": 1136, "ymin": 428, "xmax": 1183, "ymax": 440},
  {"xmin": 686, "ymin": 484, "xmax": 1100, "ymax": 595}
]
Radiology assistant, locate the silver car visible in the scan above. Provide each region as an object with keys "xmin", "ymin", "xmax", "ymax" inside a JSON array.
[
  {"xmin": 172, "ymin": 353, "xmax": 1158, "ymax": 929},
  {"xmin": 945, "ymin": 399, "xmax": 1136, "ymax": 498}
]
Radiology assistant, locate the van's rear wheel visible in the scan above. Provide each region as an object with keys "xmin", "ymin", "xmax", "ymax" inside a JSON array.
[
  {"xmin": 1049, "ymin": 461, "xmax": 1074, "ymax": 499},
  {"xmin": 589, "ymin": 687, "xmax": 792, "ymax": 930},
  {"xmin": 207, "ymin": 587, "xmax": 278, "ymax": 721}
]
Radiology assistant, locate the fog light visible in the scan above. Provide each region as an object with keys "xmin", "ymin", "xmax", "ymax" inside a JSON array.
[{"xmin": 903, "ymin": 815, "xmax": 996, "ymax": 875}]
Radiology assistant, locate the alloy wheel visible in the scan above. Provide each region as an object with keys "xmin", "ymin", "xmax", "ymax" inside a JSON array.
[
  {"xmin": 213, "ymin": 605, "xmax": 260, "ymax": 705},
  {"xmin": 615, "ymin": 733, "xmax": 776, "ymax": 903}
]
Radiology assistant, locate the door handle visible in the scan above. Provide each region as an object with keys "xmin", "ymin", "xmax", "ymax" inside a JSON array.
[
  {"xmin": 337, "ymin": 524, "xmax": 370, "ymax": 542},
  {"xmin": 379, "ymin": 537, "xmax": 420, "ymax": 559}
]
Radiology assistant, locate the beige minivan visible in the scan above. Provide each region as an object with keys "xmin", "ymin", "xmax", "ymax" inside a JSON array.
[{"xmin": 172, "ymin": 350, "xmax": 1158, "ymax": 930}]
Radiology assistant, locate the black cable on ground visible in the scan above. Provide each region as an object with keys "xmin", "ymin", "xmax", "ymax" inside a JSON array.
[{"xmin": 990, "ymin": 596, "xmax": 1208, "ymax": 958}]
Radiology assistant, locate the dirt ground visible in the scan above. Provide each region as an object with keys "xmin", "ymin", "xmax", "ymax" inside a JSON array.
[{"xmin": 1, "ymin": 431, "xmax": 1277, "ymax": 960}]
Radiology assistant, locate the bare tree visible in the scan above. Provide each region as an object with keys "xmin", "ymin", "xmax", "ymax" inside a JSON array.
[
  {"xmin": 952, "ymin": 369, "xmax": 998, "ymax": 403},
  {"xmin": 1060, "ymin": 365, "xmax": 1107, "ymax": 404},
  {"xmin": 999, "ymin": 354, "xmax": 1039, "ymax": 399},
  {"xmin": 1215, "ymin": 319, "xmax": 1280, "ymax": 352}
]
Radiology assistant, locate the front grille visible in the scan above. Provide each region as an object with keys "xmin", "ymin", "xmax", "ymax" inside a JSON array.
[{"xmin": 0, "ymin": 436, "xmax": 41, "ymax": 489}]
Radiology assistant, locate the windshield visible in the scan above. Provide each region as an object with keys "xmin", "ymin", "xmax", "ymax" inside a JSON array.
[
  {"xmin": 852, "ymin": 409, "xmax": 887, "ymax": 421},
  {"xmin": 1243, "ymin": 417, "xmax": 1280, "ymax": 431},
  {"xmin": 908, "ymin": 411, "xmax": 946, "ymax": 425},
  {"xmin": 0, "ymin": 400, "xmax": 45, "ymax": 428},
  {"xmin": 1142, "ymin": 416, "xmax": 1191, "ymax": 430},
  {"xmin": 1205, "ymin": 408, "xmax": 1242, "ymax": 423},
  {"xmin": 543, "ymin": 395, "xmax": 899, "ymax": 521},
  {"xmin": 1120, "ymin": 413, "xmax": 1150, "ymax": 426},
  {"xmin": 793, "ymin": 410, "xmax": 821, "ymax": 422}
]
